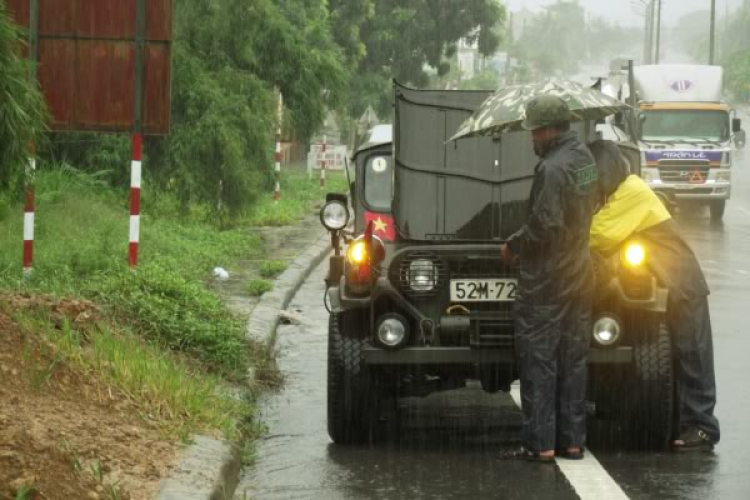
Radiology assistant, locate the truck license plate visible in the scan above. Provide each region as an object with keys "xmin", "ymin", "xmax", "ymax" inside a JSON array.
[{"xmin": 450, "ymin": 279, "xmax": 518, "ymax": 302}]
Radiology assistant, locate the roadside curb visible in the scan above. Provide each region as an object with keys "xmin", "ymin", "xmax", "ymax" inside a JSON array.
[
  {"xmin": 154, "ymin": 230, "xmax": 330, "ymax": 500},
  {"xmin": 156, "ymin": 436, "xmax": 240, "ymax": 500},
  {"xmin": 245, "ymin": 230, "xmax": 331, "ymax": 351}
]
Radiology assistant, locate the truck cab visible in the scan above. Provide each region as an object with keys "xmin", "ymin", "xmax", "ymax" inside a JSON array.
[{"xmin": 633, "ymin": 65, "xmax": 744, "ymax": 221}]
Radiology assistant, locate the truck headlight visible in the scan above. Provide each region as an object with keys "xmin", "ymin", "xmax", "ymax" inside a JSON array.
[
  {"xmin": 619, "ymin": 241, "xmax": 654, "ymax": 299},
  {"xmin": 377, "ymin": 314, "xmax": 410, "ymax": 349},
  {"xmin": 320, "ymin": 201, "xmax": 349, "ymax": 231},
  {"xmin": 408, "ymin": 259, "xmax": 437, "ymax": 292},
  {"xmin": 592, "ymin": 314, "xmax": 621, "ymax": 348},
  {"xmin": 716, "ymin": 170, "xmax": 731, "ymax": 182},
  {"xmin": 622, "ymin": 242, "xmax": 646, "ymax": 268},
  {"xmin": 641, "ymin": 168, "xmax": 658, "ymax": 183}
]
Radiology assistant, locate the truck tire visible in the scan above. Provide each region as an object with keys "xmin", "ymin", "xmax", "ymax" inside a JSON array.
[
  {"xmin": 327, "ymin": 312, "xmax": 381, "ymax": 444},
  {"xmin": 629, "ymin": 319, "xmax": 675, "ymax": 450},
  {"xmin": 654, "ymin": 191, "xmax": 675, "ymax": 216},
  {"xmin": 710, "ymin": 200, "xmax": 726, "ymax": 222}
]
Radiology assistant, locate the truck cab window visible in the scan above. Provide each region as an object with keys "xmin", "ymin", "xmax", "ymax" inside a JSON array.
[{"xmin": 364, "ymin": 155, "xmax": 393, "ymax": 212}]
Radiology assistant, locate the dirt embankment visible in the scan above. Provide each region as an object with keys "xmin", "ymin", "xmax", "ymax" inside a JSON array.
[{"xmin": 0, "ymin": 297, "xmax": 177, "ymax": 500}]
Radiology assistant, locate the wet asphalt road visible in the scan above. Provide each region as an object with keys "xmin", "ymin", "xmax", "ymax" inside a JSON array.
[{"xmin": 236, "ymin": 148, "xmax": 750, "ymax": 500}]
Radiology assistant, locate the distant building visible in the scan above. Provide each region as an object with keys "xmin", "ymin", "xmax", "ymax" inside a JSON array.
[
  {"xmin": 457, "ymin": 36, "xmax": 491, "ymax": 80},
  {"xmin": 510, "ymin": 8, "xmax": 535, "ymax": 42}
]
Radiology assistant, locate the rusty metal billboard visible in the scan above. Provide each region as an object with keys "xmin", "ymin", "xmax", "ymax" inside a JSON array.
[{"xmin": 7, "ymin": 0, "xmax": 172, "ymax": 135}]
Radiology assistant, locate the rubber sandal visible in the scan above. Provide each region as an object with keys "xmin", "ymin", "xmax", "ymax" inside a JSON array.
[
  {"xmin": 499, "ymin": 447, "xmax": 556, "ymax": 464},
  {"xmin": 671, "ymin": 428, "xmax": 715, "ymax": 452},
  {"xmin": 557, "ymin": 448, "xmax": 585, "ymax": 460}
]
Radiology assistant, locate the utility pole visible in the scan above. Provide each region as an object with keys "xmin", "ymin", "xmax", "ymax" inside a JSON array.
[
  {"xmin": 642, "ymin": 1, "xmax": 654, "ymax": 64},
  {"xmin": 709, "ymin": 0, "xmax": 716, "ymax": 64},
  {"xmin": 654, "ymin": 0, "xmax": 662, "ymax": 64},
  {"xmin": 506, "ymin": 12, "xmax": 513, "ymax": 79}
]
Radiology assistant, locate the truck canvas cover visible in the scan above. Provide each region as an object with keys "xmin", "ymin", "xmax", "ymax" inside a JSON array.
[
  {"xmin": 393, "ymin": 82, "xmax": 591, "ymax": 241},
  {"xmin": 634, "ymin": 65, "xmax": 723, "ymax": 103}
]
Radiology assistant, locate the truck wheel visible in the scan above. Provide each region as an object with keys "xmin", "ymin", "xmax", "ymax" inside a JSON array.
[
  {"xmin": 327, "ymin": 312, "xmax": 381, "ymax": 444},
  {"xmin": 710, "ymin": 200, "xmax": 726, "ymax": 222},
  {"xmin": 629, "ymin": 318, "xmax": 675, "ymax": 450},
  {"xmin": 655, "ymin": 191, "xmax": 675, "ymax": 216}
]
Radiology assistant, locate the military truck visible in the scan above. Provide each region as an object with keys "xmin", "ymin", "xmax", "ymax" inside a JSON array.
[{"xmin": 320, "ymin": 82, "xmax": 674, "ymax": 449}]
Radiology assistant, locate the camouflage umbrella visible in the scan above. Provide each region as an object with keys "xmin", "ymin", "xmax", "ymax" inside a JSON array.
[{"xmin": 450, "ymin": 79, "xmax": 630, "ymax": 141}]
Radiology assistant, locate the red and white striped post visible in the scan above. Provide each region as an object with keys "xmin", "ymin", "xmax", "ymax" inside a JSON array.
[
  {"xmin": 129, "ymin": 134, "xmax": 142, "ymax": 268},
  {"xmin": 22, "ymin": 154, "xmax": 36, "ymax": 276},
  {"xmin": 320, "ymin": 134, "xmax": 327, "ymax": 189},
  {"xmin": 274, "ymin": 90, "xmax": 283, "ymax": 202}
]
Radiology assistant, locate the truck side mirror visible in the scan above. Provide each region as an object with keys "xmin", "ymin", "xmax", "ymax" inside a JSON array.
[
  {"xmin": 734, "ymin": 129, "xmax": 746, "ymax": 149},
  {"xmin": 733, "ymin": 118, "xmax": 742, "ymax": 133}
]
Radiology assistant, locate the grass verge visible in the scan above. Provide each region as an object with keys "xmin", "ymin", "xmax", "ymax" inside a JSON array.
[
  {"xmin": 244, "ymin": 169, "xmax": 348, "ymax": 226},
  {"xmin": 246, "ymin": 279, "xmax": 273, "ymax": 297},
  {"xmin": 0, "ymin": 165, "xmax": 342, "ymax": 439},
  {"xmin": 8, "ymin": 304, "xmax": 249, "ymax": 440},
  {"xmin": 259, "ymin": 260, "xmax": 288, "ymax": 279}
]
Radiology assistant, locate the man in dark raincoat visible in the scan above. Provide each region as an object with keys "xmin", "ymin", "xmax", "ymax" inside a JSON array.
[
  {"xmin": 500, "ymin": 95, "xmax": 599, "ymax": 462},
  {"xmin": 589, "ymin": 140, "xmax": 720, "ymax": 451}
]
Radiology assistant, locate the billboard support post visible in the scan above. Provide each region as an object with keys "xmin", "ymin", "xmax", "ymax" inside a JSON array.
[
  {"xmin": 130, "ymin": 0, "xmax": 146, "ymax": 268},
  {"xmin": 22, "ymin": 0, "xmax": 40, "ymax": 276},
  {"xmin": 320, "ymin": 134, "xmax": 327, "ymax": 189},
  {"xmin": 274, "ymin": 88, "xmax": 283, "ymax": 202}
]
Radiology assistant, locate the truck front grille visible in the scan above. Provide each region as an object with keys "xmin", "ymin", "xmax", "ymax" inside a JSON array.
[{"xmin": 658, "ymin": 160, "xmax": 710, "ymax": 184}]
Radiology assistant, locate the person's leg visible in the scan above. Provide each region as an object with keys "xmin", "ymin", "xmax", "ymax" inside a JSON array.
[
  {"xmin": 556, "ymin": 297, "xmax": 590, "ymax": 454},
  {"xmin": 669, "ymin": 296, "xmax": 720, "ymax": 444},
  {"xmin": 516, "ymin": 301, "xmax": 562, "ymax": 454}
]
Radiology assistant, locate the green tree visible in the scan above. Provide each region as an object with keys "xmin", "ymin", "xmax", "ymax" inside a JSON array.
[
  {"xmin": 514, "ymin": 1, "xmax": 586, "ymax": 77},
  {"xmin": 717, "ymin": 4, "xmax": 750, "ymax": 102},
  {"xmin": 330, "ymin": 0, "xmax": 505, "ymax": 116},
  {"xmin": 0, "ymin": 1, "xmax": 46, "ymax": 193},
  {"xmin": 724, "ymin": 51, "xmax": 750, "ymax": 102}
]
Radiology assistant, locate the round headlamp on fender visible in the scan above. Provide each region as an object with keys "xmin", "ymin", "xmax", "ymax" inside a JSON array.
[
  {"xmin": 376, "ymin": 313, "xmax": 410, "ymax": 349},
  {"xmin": 592, "ymin": 314, "xmax": 622, "ymax": 348},
  {"xmin": 320, "ymin": 201, "xmax": 350, "ymax": 231}
]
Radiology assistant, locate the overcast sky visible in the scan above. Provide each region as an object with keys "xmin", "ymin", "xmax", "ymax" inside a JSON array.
[{"xmin": 504, "ymin": 0, "xmax": 745, "ymax": 27}]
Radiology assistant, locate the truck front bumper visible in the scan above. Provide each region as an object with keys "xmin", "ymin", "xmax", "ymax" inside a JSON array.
[
  {"xmin": 363, "ymin": 346, "xmax": 633, "ymax": 365},
  {"xmin": 648, "ymin": 180, "xmax": 731, "ymax": 201}
]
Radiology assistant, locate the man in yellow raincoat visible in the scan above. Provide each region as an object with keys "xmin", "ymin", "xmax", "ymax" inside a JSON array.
[{"xmin": 589, "ymin": 140, "xmax": 720, "ymax": 452}]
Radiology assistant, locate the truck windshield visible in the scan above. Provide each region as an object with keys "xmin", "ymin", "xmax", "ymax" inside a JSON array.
[
  {"xmin": 641, "ymin": 110, "xmax": 729, "ymax": 142},
  {"xmin": 364, "ymin": 154, "xmax": 393, "ymax": 212}
]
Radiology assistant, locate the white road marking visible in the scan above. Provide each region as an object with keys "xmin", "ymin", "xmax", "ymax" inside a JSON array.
[
  {"xmin": 738, "ymin": 270, "xmax": 749, "ymax": 276},
  {"xmin": 510, "ymin": 385, "xmax": 630, "ymax": 500}
]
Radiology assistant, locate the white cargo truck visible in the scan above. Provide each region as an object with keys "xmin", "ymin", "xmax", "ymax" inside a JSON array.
[{"xmin": 633, "ymin": 65, "xmax": 745, "ymax": 221}]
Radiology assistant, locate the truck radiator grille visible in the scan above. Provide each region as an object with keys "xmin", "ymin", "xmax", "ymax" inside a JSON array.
[{"xmin": 658, "ymin": 161, "xmax": 710, "ymax": 184}]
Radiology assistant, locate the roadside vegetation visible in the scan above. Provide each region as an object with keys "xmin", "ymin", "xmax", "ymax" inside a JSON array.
[
  {"xmin": 0, "ymin": 164, "xmax": 349, "ymax": 430},
  {"xmin": 0, "ymin": 0, "xmax": 498, "ymax": 495},
  {"xmin": 672, "ymin": 5, "xmax": 750, "ymax": 103}
]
